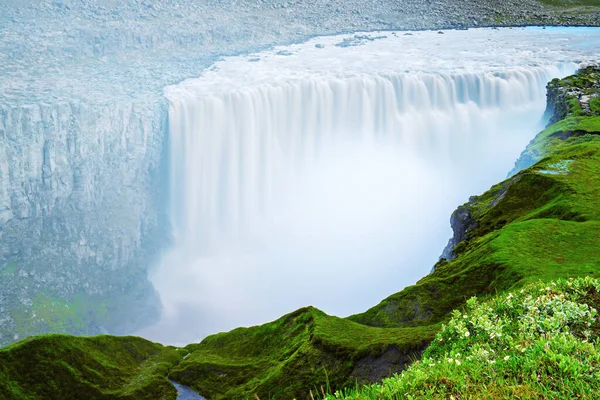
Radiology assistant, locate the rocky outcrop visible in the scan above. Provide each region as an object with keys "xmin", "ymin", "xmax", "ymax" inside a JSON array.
[
  {"xmin": 439, "ymin": 203, "xmax": 477, "ymax": 262},
  {"xmin": 510, "ymin": 65, "xmax": 600, "ymax": 176}
]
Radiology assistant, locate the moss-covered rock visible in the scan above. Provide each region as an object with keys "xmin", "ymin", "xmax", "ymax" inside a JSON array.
[
  {"xmin": 0, "ymin": 335, "xmax": 184, "ymax": 400},
  {"xmin": 512, "ymin": 65, "xmax": 600, "ymax": 174},
  {"xmin": 169, "ymin": 307, "xmax": 437, "ymax": 399}
]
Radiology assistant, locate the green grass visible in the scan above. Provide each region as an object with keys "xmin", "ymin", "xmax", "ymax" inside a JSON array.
[
  {"xmin": 0, "ymin": 335, "xmax": 185, "ymax": 400},
  {"xmin": 169, "ymin": 307, "xmax": 439, "ymax": 399},
  {"xmin": 591, "ymin": 96, "xmax": 600, "ymax": 114},
  {"xmin": 325, "ymin": 277, "xmax": 600, "ymax": 399}
]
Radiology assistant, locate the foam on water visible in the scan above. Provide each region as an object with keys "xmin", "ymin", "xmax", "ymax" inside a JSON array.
[{"xmin": 139, "ymin": 27, "xmax": 600, "ymax": 344}]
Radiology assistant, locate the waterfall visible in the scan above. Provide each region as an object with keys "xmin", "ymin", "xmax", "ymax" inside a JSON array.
[
  {"xmin": 166, "ymin": 68, "xmax": 559, "ymax": 256},
  {"xmin": 136, "ymin": 26, "xmax": 600, "ymax": 345},
  {"xmin": 141, "ymin": 65, "xmax": 568, "ymax": 344}
]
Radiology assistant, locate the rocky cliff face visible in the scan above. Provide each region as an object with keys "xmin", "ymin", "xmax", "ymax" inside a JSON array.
[
  {"xmin": 0, "ymin": 100, "xmax": 166, "ymax": 344},
  {"xmin": 509, "ymin": 65, "xmax": 600, "ymax": 176},
  {"xmin": 439, "ymin": 203, "xmax": 477, "ymax": 262},
  {"xmin": 438, "ymin": 65, "xmax": 600, "ymax": 270}
]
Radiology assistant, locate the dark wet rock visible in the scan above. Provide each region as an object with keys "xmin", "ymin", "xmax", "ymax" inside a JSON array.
[{"xmin": 439, "ymin": 204, "xmax": 477, "ymax": 262}]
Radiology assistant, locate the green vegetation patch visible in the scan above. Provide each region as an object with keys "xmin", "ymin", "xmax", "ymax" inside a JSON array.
[
  {"xmin": 0, "ymin": 335, "xmax": 184, "ymax": 400},
  {"xmin": 591, "ymin": 96, "xmax": 600, "ymax": 113},
  {"xmin": 518, "ymin": 117, "xmax": 600, "ymax": 164},
  {"xmin": 328, "ymin": 277, "xmax": 600, "ymax": 399},
  {"xmin": 11, "ymin": 292, "xmax": 112, "ymax": 338},
  {"xmin": 170, "ymin": 307, "xmax": 438, "ymax": 400}
]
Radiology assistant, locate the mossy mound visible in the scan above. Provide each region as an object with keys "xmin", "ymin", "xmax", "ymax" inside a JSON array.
[
  {"xmin": 169, "ymin": 307, "xmax": 437, "ymax": 399},
  {"xmin": 329, "ymin": 277, "xmax": 600, "ymax": 399},
  {"xmin": 0, "ymin": 335, "xmax": 184, "ymax": 400}
]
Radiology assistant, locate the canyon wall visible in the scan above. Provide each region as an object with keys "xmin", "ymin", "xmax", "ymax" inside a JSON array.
[{"xmin": 0, "ymin": 100, "xmax": 166, "ymax": 344}]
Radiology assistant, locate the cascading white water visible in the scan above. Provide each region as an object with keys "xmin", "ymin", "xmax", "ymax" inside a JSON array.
[
  {"xmin": 139, "ymin": 28, "xmax": 600, "ymax": 344},
  {"xmin": 167, "ymin": 69, "xmax": 553, "ymax": 252}
]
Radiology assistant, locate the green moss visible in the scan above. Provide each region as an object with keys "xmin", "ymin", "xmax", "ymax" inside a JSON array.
[
  {"xmin": 0, "ymin": 335, "xmax": 184, "ymax": 400},
  {"xmin": 170, "ymin": 307, "xmax": 437, "ymax": 399},
  {"xmin": 328, "ymin": 277, "xmax": 600, "ymax": 399},
  {"xmin": 12, "ymin": 292, "xmax": 110, "ymax": 335},
  {"xmin": 538, "ymin": 0, "xmax": 600, "ymax": 7},
  {"xmin": 8, "ymin": 291, "xmax": 124, "ymax": 345},
  {"xmin": 518, "ymin": 117, "xmax": 600, "ymax": 166}
]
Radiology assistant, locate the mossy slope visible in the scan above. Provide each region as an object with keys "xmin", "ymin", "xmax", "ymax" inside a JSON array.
[
  {"xmin": 330, "ymin": 277, "xmax": 600, "ymax": 399},
  {"xmin": 170, "ymin": 307, "xmax": 438, "ymax": 399},
  {"xmin": 0, "ymin": 335, "xmax": 184, "ymax": 400}
]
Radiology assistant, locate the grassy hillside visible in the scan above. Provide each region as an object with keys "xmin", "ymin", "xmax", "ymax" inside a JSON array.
[
  {"xmin": 328, "ymin": 277, "xmax": 600, "ymax": 399},
  {"xmin": 0, "ymin": 335, "xmax": 184, "ymax": 400},
  {"xmin": 169, "ymin": 308, "xmax": 438, "ymax": 400}
]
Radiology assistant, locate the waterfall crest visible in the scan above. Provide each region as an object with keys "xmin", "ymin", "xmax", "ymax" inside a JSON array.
[{"xmin": 167, "ymin": 68, "xmax": 560, "ymax": 255}]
